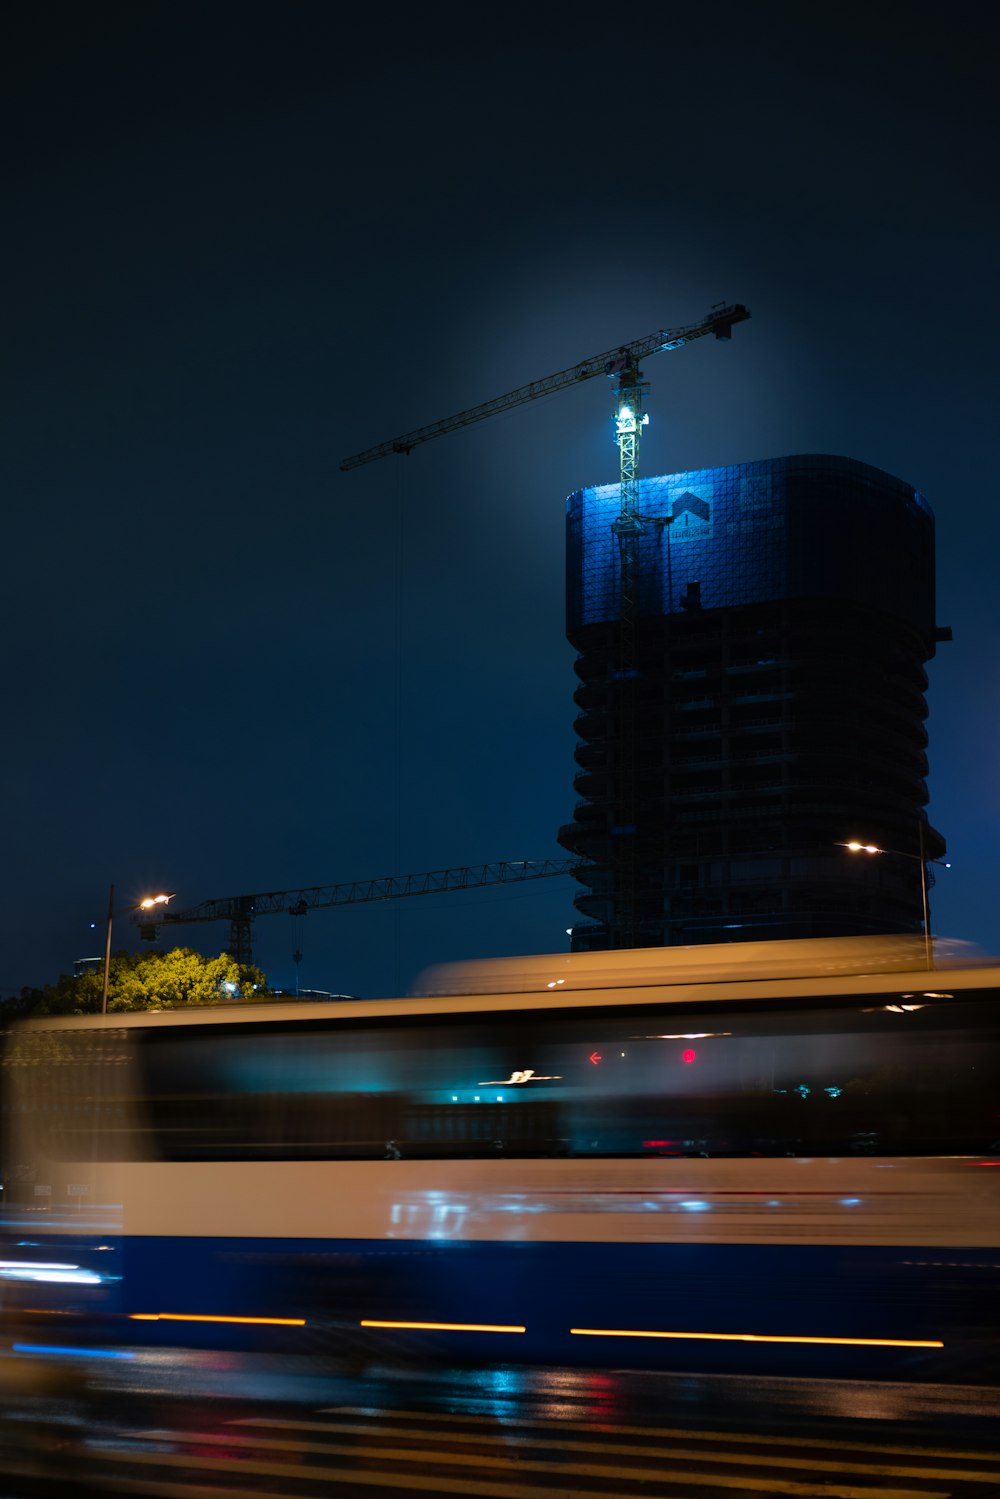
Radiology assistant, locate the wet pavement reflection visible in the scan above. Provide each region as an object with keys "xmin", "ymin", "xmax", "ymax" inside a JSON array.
[{"xmin": 2, "ymin": 1349, "xmax": 1000, "ymax": 1497}]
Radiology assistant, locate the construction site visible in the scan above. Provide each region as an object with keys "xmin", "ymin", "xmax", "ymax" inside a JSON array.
[{"xmin": 131, "ymin": 303, "xmax": 949, "ymax": 976}]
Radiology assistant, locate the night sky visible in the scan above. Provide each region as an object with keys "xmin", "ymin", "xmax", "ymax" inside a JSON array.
[{"xmin": 5, "ymin": 1, "xmax": 998, "ymax": 998}]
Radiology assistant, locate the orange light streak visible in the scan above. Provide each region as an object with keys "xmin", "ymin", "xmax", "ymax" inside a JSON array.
[
  {"xmin": 360, "ymin": 1319, "xmax": 525, "ymax": 1333},
  {"xmin": 570, "ymin": 1327, "xmax": 942, "ymax": 1347},
  {"xmin": 129, "ymin": 1313, "xmax": 306, "ymax": 1326}
]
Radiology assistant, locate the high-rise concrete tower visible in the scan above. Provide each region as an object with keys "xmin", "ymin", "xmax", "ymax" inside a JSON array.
[{"xmin": 558, "ymin": 455, "xmax": 949, "ymax": 950}]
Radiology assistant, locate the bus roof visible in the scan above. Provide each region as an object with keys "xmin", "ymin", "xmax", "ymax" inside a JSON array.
[{"xmin": 5, "ymin": 936, "xmax": 997, "ymax": 1034}]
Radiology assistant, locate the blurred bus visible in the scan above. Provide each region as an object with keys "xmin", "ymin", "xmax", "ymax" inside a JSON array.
[{"xmin": 1, "ymin": 933, "xmax": 998, "ymax": 1381}]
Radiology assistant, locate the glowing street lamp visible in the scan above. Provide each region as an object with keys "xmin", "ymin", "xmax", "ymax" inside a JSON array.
[
  {"xmin": 138, "ymin": 893, "xmax": 174, "ymax": 911},
  {"xmin": 100, "ymin": 887, "xmax": 175, "ymax": 1015},
  {"xmin": 839, "ymin": 838, "xmax": 949, "ymax": 970}
]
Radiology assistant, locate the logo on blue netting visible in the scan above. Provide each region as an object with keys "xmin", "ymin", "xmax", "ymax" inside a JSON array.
[
  {"xmin": 666, "ymin": 485, "xmax": 712, "ymax": 542},
  {"xmin": 739, "ymin": 474, "xmax": 772, "ymax": 511}
]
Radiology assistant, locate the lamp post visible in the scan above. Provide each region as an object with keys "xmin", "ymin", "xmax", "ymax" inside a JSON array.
[
  {"xmin": 100, "ymin": 883, "xmax": 115, "ymax": 1016},
  {"xmin": 839, "ymin": 838, "xmax": 949, "ymax": 971},
  {"xmin": 100, "ymin": 889, "xmax": 175, "ymax": 1015}
]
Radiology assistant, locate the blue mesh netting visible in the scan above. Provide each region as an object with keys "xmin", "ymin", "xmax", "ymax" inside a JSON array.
[{"xmin": 566, "ymin": 454, "xmax": 935, "ymax": 636}]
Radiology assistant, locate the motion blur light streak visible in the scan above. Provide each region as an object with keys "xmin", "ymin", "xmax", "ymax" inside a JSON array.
[
  {"xmin": 13, "ymin": 1343, "xmax": 135, "ymax": 1359},
  {"xmin": 0, "ymin": 1263, "xmax": 103, "ymax": 1285},
  {"xmin": 359, "ymin": 1320, "xmax": 526, "ymax": 1333},
  {"xmin": 569, "ymin": 1329, "xmax": 944, "ymax": 1347},
  {"xmin": 129, "ymin": 1313, "xmax": 307, "ymax": 1326},
  {"xmin": 644, "ymin": 1031, "xmax": 731, "ymax": 1039},
  {"xmin": 1, "ymin": 1260, "xmax": 78, "ymax": 1269},
  {"xmin": 479, "ymin": 1069, "xmax": 562, "ymax": 1083}
]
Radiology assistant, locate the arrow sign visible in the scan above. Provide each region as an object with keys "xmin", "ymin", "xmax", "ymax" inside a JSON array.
[{"xmin": 589, "ymin": 1051, "xmax": 602, "ymax": 1066}]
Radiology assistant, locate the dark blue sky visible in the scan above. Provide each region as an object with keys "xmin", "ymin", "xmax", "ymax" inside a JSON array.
[{"xmin": 4, "ymin": 2, "xmax": 997, "ymax": 996}]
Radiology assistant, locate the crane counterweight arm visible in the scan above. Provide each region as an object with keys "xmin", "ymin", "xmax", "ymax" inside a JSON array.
[{"xmin": 339, "ymin": 304, "xmax": 750, "ymax": 471}]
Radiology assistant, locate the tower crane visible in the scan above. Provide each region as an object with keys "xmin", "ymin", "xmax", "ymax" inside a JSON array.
[
  {"xmin": 133, "ymin": 858, "xmax": 576, "ymax": 967},
  {"xmin": 340, "ymin": 305, "xmax": 750, "ymax": 473},
  {"xmin": 341, "ymin": 304, "xmax": 751, "ymax": 950}
]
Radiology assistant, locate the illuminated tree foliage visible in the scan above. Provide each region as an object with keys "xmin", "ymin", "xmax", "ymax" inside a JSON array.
[{"xmin": 5, "ymin": 948, "xmax": 270, "ymax": 1017}]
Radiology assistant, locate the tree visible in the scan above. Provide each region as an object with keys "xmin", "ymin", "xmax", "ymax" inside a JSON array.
[
  {"xmin": 0, "ymin": 987, "xmax": 46, "ymax": 1027},
  {"xmin": 23, "ymin": 948, "xmax": 271, "ymax": 1016}
]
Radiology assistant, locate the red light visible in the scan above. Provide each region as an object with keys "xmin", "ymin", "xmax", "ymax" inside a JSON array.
[
  {"xmin": 589, "ymin": 1051, "xmax": 602, "ymax": 1066},
  {"xmin": 682, "ymin": 1048, "xmax": 696, "ymax": 1065}
]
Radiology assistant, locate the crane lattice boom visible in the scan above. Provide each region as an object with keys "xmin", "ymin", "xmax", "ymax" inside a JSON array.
[
  {"xmin": 150, "ymin": 858, "xmax": 576, "ymax": 926},
  {"xmin": 339, "ymin": 304, "xmax": 750, "ymax": 471},
  {"xmin": 135, "ymin": 859, "xmax": 578, "ymax": 965}
]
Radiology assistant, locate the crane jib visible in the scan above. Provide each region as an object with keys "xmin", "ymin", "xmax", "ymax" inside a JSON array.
[
  {"xmin": 133, "ymin": 859, "xmax": 580, "ymax": 957},
  {"xmin": 339, "ymin": 304, "xmax": 750, "ymax": 471}
]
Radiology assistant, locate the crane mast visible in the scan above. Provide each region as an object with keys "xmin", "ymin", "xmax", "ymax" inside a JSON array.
[
  {"xmin": 609, "ymin": 356, "xmax": 645, "ymax": 946},
  {"xmin": 609, "ymin": 355, "xmax": 650, "ymax": 664}
]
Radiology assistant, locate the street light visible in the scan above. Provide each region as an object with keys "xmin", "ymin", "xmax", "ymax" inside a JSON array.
[
  {"xmin": 138, "ymin": 893, "xmax": 174, "ymax": 911},
  {"xmin": 839, "ymin": 838, "xmax": 950, "ymax": 970},
  {"xmin": 100, "ymin": 887, "xmax": 175, "ymax": 1015}
]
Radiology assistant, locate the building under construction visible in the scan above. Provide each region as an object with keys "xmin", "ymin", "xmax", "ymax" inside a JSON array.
[{"xmin": 558, "ymin": 454, "xmax": 950, "ymax": 950}]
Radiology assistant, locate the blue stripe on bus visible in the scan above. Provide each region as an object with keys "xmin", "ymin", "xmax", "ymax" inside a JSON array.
[
  {"xmin": 7, "ymin": 1234, "xmax": 997, "ymax": 1379},
  {"xmin": 120, "ymin": 1234, "xmax": 1000, "ymax": 1379}
]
